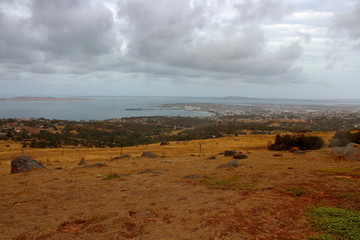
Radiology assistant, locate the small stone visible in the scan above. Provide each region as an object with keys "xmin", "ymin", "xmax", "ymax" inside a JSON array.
[
  {"xmin": 273, "ymin": 153, "xmax": 283, "ymax": 157},
  {"xmin": 217, "ymin": 160, "xmax": 242, "ymax": 169},
  {"xmin": 293, "ymin": 151, "xmax": 306, "ymax": 154},
  {"xmin": 78, "ymin": 159, "xmax": 86, "ymax": 165},
  {"xmin": 74, "ymin": 163, "xmax": 107, "ymax": 169},
  {"xmin": 113, "ymin": 154, "xmax": 132, "ymax": 160},
  {"xmin": 141, "ymin": 152, "xmax": 158, "ymax": 158},
  {"xmin": 183, "ymin": 174, "xmax": 202, "ymax": 179},
  {"xmin": 233, "ymin": 153, "xmax": 248, "ymax": 159},
  {"xmin": 137, "ymin": 169, "xmax": 162, "ymax": 175}
]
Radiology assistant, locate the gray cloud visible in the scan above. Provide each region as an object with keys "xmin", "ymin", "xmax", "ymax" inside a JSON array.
[
  {"xmin": 336, "ymin": 0, "xmax": 360, "ymax": 48},
  {"xmin": 0, "ymin": 0, "xmax": 309, "ymax": 87},
  {"xmin": 118, "ymin": 0, "xmax": 302, "ymax": 82}
]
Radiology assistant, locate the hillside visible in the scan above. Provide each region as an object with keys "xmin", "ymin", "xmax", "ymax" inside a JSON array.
[{"xmin": 0, "ymin": 133, "xmax": 359, "ymax": 240}]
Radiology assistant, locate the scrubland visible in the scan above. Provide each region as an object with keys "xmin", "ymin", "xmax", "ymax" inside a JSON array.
[{"xmin": 0, "ymin": 132, "xmax": 359, "ymax": 240}]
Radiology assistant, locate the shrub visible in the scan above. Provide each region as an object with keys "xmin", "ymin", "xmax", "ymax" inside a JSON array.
[
  {"xmin": 330, "ymin": 130, "xmax": 360, "ymax": 147},
  {"xmin": 268, "ymin": 134, "xmax": 324, "ymax": 151}
]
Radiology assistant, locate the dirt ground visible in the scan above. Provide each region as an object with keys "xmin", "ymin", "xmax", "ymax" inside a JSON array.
[{"xmin": 0, "ymin": 133, "xmax": 359, "ymax": 240}]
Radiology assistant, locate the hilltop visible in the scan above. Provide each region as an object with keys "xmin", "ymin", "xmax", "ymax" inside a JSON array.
[{"xmin": 0, "ymin": 133, "xmax": 359, "ymax": 239}]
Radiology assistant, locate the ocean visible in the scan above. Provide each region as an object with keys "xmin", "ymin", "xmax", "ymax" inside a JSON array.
[{"xmin": 1, "ymin": 96, "xmax": 360, "ymax": 121}]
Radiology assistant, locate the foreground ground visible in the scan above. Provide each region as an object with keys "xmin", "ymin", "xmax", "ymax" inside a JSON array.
[{"xmin": 0, "ymin": 133, "xmax": 359, "ymax": 240}]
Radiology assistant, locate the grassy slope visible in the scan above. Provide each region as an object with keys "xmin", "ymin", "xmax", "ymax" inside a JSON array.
[{"xmin": 1, "ymin": 132, "xmax": 359, "ymax": 240}]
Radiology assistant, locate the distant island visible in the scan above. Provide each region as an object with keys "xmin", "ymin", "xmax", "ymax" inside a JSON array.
[{"xmin": 0, "ymin": 97, "xmax": 91, "ymax": 101}]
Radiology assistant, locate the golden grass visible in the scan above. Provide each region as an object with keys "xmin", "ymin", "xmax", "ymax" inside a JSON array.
[{"xmin": 0, "ymin": 132, "xmax": 335, "ymax": 166}]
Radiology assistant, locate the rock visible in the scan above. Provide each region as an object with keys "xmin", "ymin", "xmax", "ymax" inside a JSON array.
[
  {"xmin": 117, "ymin": 173, "xmax": 131, "ymax": 177},
  {"xmin": 208, "ymin": 156, "xmax": 217, "ymax": 160},
  {"xmin": 331, "ymin": 147, "xmax": 346, "ymax": 155},
  {"xmin": 160, "ymin": 142, "xmax": 170, "ymax": 146},
  {"xmin": 78, "ymin": 159, "xmax": 86, "ymax": 165},
  {"xmin": 224, "ymin": 150, "xmax": 238, "ymax": 157},
  {"xmin": 289, "ymin": 147, "xmax": 300, "ymax": 152},
  {"xmin": 141, "ymin": 152, "xmax": 158, "ymax": 158},
  {"xmin": 183, "ymin": 174, "xmax": 202, "ymax": 179},
  {"xmin": 74, "ymin": 163, "xmax": 107, "ymax": 169},
  {"xmin": 273, "ymin": 153, "xmax": 283, "ymax": 157},
  {"xmin": 344, "ymin": 143, "xmax": 360, "ymax": 161},
  {"xmin": 113, "ymin": 154, "xmax": 132, "ymax": 160},
  {"xmin": 233, "ymin": 153, "xmax": 248, "ymax": 159},
  {"xmin": 11, "ymin": 156, "xmax": 45, "ymax": 174},
  {"xmin": 293, "ymin": 151, "xmax": 306, "ymax": 154},
  {"xmin": 137, "ymin": 169, "xmax": 162, "ymax": 174},
  {"xmin": 217, "ymin": 160, "xmax": 242, "ymax": 169}
]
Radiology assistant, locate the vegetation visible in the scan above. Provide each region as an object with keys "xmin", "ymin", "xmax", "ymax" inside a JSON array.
[
  {"xmin": 330, "ymin": 130, "xmax": 360, "ymax": 147},
  {"xmin": 307, "ymin": 205, "xmax": 360, "ymax": 240},
  {"xmin": 268, "ymin": 134, "xmax": 324, "ymax": 151},
  {"xmin": 0, "ymin": 116, "xmax": 356, "ymax": 148}
]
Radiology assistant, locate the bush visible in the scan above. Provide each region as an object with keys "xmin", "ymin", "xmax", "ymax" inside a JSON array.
[
  {"xmin": 330, "ymin": 130, "xmax": 360, "ymax": 147},
  {"xmin": 268, "ymin": 134, "xmax": 324, "ymax": 151}
]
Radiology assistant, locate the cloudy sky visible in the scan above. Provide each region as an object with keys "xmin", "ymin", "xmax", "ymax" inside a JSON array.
[{"xmin": 0, "ymin": 0, "xmax": 360, "ymax": 99}]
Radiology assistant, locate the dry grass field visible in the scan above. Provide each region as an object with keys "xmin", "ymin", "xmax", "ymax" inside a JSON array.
[{"xmin": 1, "ymin": 132, "xmax": 359, "ymax": 240}]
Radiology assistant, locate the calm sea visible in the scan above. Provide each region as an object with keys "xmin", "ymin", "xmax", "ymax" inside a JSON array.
[{"xmin": 0, "ymin": 96, "xmax": 359, "ymax": 121}]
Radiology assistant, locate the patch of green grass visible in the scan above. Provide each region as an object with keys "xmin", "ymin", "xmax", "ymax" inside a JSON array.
[
  {"xmin": 102, "ymin": 173, "xmax": 120, "ymax": 181},
  {"xmin": 308, "ymin": 234, "xmax": 335, "ymax": 240},
  {"xmin": 201, "ymin": 176, "xmax": 254, "ymax": 190},
  {"xmin": 308, "ymin": 205, "xmax": 360, "ymax": 240},
  {"xmin": 313, "ymin": 168, "xmax": 360, "ymax": 178},
  {"xmin": 284, "ymin": 187, "xmax": 307, "ymax": 197}
]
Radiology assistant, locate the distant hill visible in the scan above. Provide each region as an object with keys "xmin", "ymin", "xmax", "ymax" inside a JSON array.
[{"xmin": 0, "ymin": 97, "xmax": 90, "ymax": 101}]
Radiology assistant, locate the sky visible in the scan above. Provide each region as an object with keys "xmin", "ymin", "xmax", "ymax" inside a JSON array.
[{"xmin": 0, "ymin": 0, "xmax": 360, "ymax": 99}]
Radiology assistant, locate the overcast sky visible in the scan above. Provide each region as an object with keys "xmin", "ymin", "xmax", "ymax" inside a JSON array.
[{"xmin": 0, "ymin": 0, "xmax": 360, "ymax": 99}]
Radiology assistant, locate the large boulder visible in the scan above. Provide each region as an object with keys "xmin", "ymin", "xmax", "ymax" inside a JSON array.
[
  {"xmin": 11, "ymin": 156, "xmax": 45, "ymax": 174},
  {"xmin": 141, "ymin": 152, "xmax": 158, "ymax": 158},
  {"xmin": 344, "ymin": 143, "xmax": 360, "ymax": 161}
]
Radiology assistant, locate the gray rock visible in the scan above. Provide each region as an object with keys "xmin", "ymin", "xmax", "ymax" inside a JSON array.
[
  {"xmin": 113, "ymin": 154, "xmax": 132, "ymax": 160},
  {"xmin": 117, "ymin": 173, "xmax": 131, "ymax": 177},
  {"xmin": 273, "ymin": 153, "xmax": 283, "ymax": 157},
  {"xmin": 141, "ymin": 152, "xmax": 158, "ymax": 158},
  {"xmin": 233, "ymin": 153, "xmax": 248, "ymax": 159},
  {"xmin": 344, "ymin": 143, "xmax": 360, "ymax": 161},
  {"xmin": 224, "ymin": 150, "xmax": 238, "ymax": 157},
  {"xmin": 137, "ymin": 169, "xmax": 161, "ymax": 174},
  {"xmin": 183, "ymin": 174, "xmax": 202, "ymax": 179},
  {"xmin": 78, "ymin": 159, "xmax": 87, "ymax": 165},
  {"xmin": 217, "ymin": 160, "xmax": 242, "ymax": 169},
  {"xmin": 11, "ymin": 156, "xmax": 45, "ymax": 174},
  {"xmin": 331, "ymin": 147, "xmax": 346, "ymax": 155},
  {"xmin": 74, "ymin": 163, "xmax": 107, "ymax": 169},
  {"xmin": 293, "ymin": 151, "xmax": 306, "ymax": 154}
]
